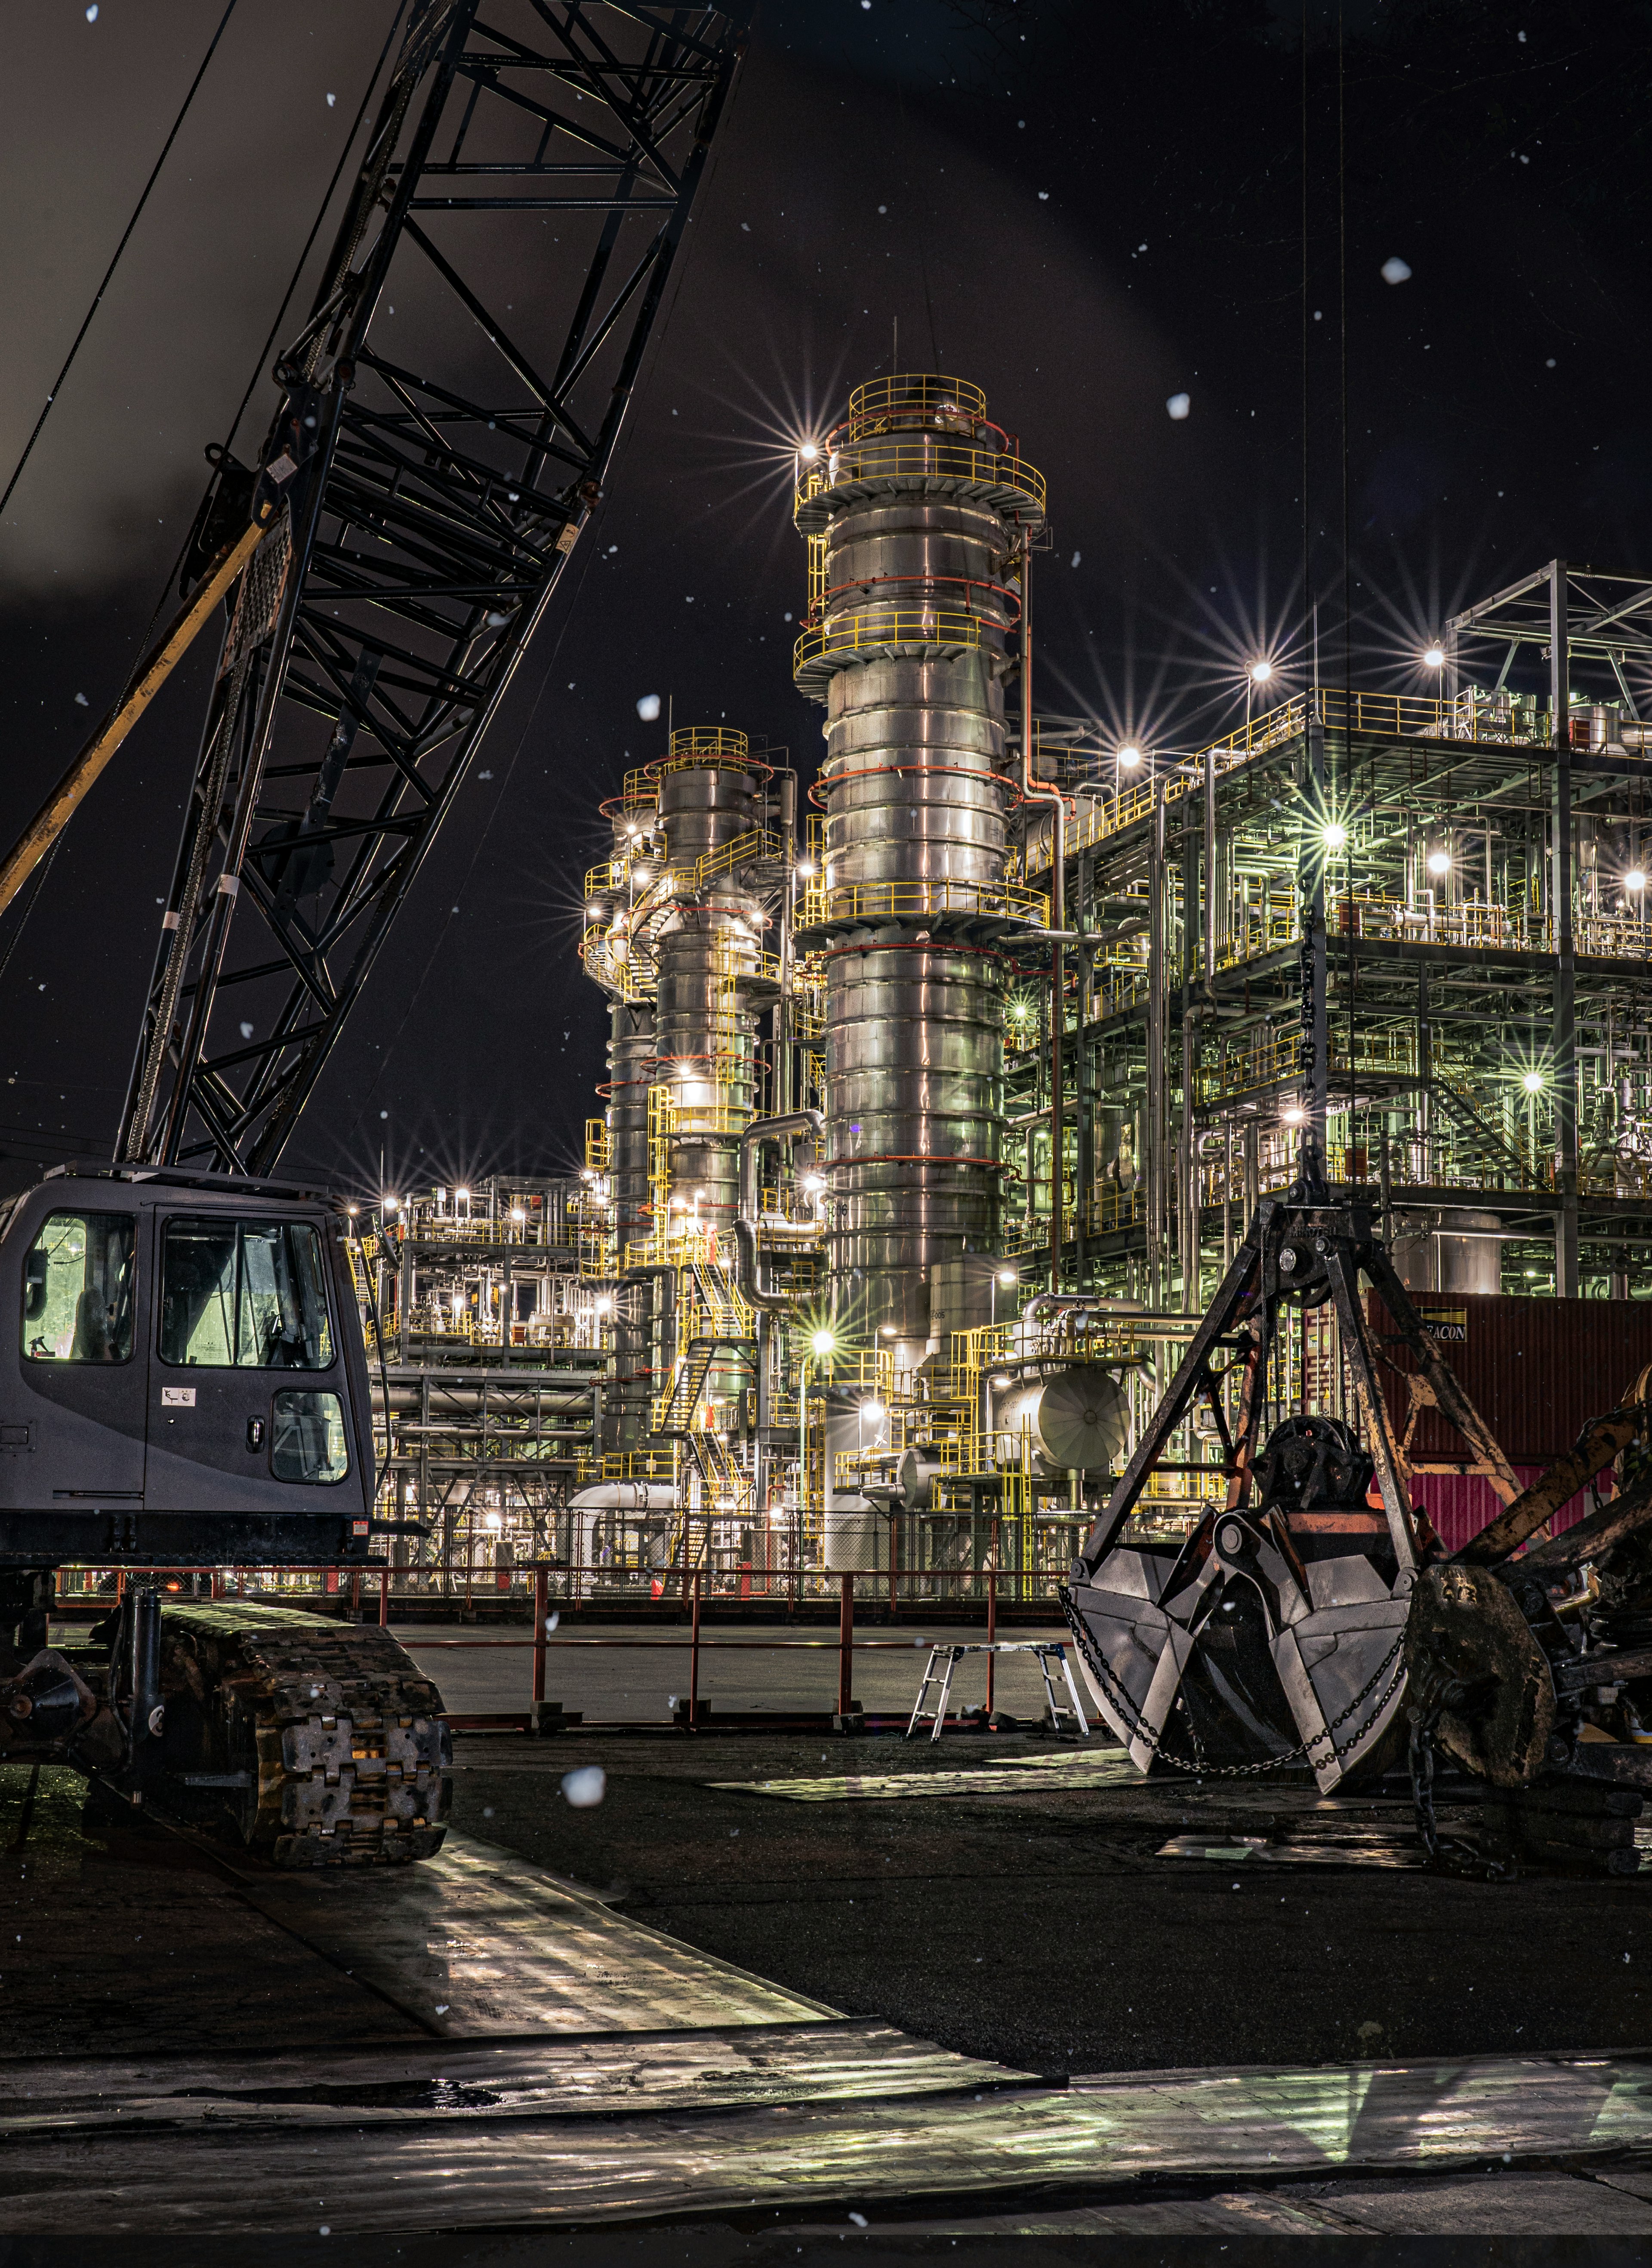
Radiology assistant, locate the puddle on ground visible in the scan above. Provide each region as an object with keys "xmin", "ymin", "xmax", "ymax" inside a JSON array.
[
  {"xmin": 1156, "ymin": 1831, "xmax": 1427, "ymax": 1869},
  {"xmin": 714, "ymin": 1750, "xmax": 1147, "ymax": 1802}
]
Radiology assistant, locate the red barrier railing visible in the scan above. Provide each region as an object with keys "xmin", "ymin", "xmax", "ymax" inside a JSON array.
[{"xmin": 49, "ymin": 1563, "xmax": 1036, "ymax": 1733}]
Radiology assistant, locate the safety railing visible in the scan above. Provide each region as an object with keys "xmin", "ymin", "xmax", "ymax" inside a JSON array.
[
  {"xmin": 413, "ymin": 1569, "xmax": 1079, "ymax": 1734},
  {"xmin": 793, "ymin": 605, "xmax": 1010, "ymax": 689},
  {"xmin": 794, "ymin": 432, "xmax": 1045, "ymax": 521},
  {"xmin": 694, "ymin": 826, "xmax": 786, "ymax": 887},
  {"xmin": 387, "ymin": 1214, "xmax": 579, "ymax": 1248},
  {"xmin": 798, "ymin": 874, "xmax": 1048, "ymax": 929},
  {"xmin": 1021, "ymin": 685, "xmax": 1577, "ymax": 878}
]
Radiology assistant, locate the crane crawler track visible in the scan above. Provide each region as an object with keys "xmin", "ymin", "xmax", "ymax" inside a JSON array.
[{"xmin": 155, "ymin": 1601, "xmax": 450, "ymax": 1868}]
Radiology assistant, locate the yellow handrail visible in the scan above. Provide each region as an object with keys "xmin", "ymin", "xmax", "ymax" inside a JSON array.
[{"xmin": 799, "ymin": 874, "xmax": 1048, "ymax": 928}]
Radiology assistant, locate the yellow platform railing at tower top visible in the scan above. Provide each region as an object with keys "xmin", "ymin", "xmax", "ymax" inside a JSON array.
[
  {"xmin": 843, "ymin": 372, "xmax": 989, "ymax": 424},
  {"xmin": 793, "ymin": 434, "xmax": 1045, "ymax": 521}
]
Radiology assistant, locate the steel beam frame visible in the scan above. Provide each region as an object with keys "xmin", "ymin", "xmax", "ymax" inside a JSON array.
[{"xmin": 119, "ymin": 1, "xmax": 743, "ymax": 1174}]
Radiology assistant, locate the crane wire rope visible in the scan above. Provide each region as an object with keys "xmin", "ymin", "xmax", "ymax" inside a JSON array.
[
  {"xmin": 0, "ymin": 0, "xmax": 240, "ymax": 526},
  {"xmin": 1338, "ymin": 0, "xmax": 1359, "ymax": 1143},
  {"xmin": 223, "ymin": 0, "xmax": 410, "ymax": 455},
  {"xmin": 0, "ymin": 6, "xmax": 405, "ymax": 1046}
]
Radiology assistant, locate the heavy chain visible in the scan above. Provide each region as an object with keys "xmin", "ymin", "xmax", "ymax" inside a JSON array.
[
  {"xmin": 1407, "ymin": 1700, "xmax": 1516, "ymax": 1881},
  {"xmin": 1057, "ymin": 1583, "xmax": 1405, "ymax": 1780}
]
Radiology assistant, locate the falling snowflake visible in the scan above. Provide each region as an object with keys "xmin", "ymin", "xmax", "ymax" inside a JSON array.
[
  {"xmin": 562, "ymin": 1766, "xmax": 607, "ymax": 1808},
  {"xmin": 1381, "ymin": 257, "xmax": 1412, "ymax": 284},
  {"xmin": 239, "ymin": 1022, "xmax": 254, "ymax": 1040},
  {"xmin": 326, "ymin": 92, "xmax": 336, "ymax": 107},
  {"xmin": 636, "ymin": 694, "xmax": 662, "ymax": 721},
  {"xmin": 1166, "ymin": 393, "xmax": 1191, "ymax": 420},
  {"xmin": 85, "ymin": 5, "xmax": 97, "ymax": 19},
  {"xmin": 1070, "ymin": 550, "xmax": 1082, "ymax": 568},
  {"xmin": 74, "ymin": 692, "xmax": 88, "ymax": 706}
]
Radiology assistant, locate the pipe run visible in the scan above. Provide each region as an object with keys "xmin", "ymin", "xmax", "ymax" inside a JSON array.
[
  {"xmin": 735, "ymin": 1110, "xmax": 824, "ymax": 1313},
  {"xmin": 1017, "ymin": 545, "xmax": 1068, "ymax": 1292}
]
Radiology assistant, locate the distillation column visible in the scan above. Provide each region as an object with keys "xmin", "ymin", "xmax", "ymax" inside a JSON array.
[
  {"xmin": 584, "ymin": 781, "xmax": 658, "ymax": 1451},
  {"xmin": 650, "ymin": 729, "xmax": 767, "ymax": 1249},
  {"xmin": 583, "ymin": 728, "xmax": 771, "ymax": 1450},
  {"xmin": 793, "ymin": 374, "xmax": 1047, "ymax": 1346}
]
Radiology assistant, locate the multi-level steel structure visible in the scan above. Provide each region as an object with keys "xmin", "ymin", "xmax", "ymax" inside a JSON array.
[
  {"xmin": 1005, "ymin": 558, "xmax": 1652, "ymax": 1326},
  {"xmin": 358, "ymin": 1176, "xmax": 606, "ymax": 1599},
  {"xmin": 564, "ymin": 397, "xmax": 1652, "ymax": 1618}
]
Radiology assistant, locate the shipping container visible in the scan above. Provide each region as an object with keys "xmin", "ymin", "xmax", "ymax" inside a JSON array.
[{"xmin": 1365, "ymin": 1292, "xmax": 1652, "ymax": 1554}]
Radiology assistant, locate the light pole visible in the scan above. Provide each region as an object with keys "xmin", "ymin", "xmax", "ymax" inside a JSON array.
[
  {"xmin": 799, "ymin": 1328, "xmax": 835, "ymax": 1523},
  {"xmin": 1423, "ymin": 640, "xmax": 1446, "ymax": 724},
  {"xmin": 1246, "ymin": 658, "xmax": 1273, "ymax": 749}
]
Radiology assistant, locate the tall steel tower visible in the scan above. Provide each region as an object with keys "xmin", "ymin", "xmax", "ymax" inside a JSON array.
[{"xmin": 793, "ymin": 375, "xmax": 1047, "ymax": 1347}]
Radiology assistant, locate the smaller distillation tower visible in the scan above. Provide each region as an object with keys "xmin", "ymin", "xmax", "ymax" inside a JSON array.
[{"xmin": 582, "ymin": 727, "xmax": 777, "ymax": 1448}]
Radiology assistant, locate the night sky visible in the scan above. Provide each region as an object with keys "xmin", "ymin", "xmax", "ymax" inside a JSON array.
[{"xmin": 1, "ymin": 0, "xmax": 1647, "ymax": 1201}]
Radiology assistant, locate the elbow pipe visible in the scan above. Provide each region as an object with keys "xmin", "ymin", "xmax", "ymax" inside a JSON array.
[
  {"xmin": 736, "ymin": 1110, "xmax": 824, "ymax": 1313},
  {"xmin": 617, "ymin": 1270, "xmax": 676, "ymax": 1333}
]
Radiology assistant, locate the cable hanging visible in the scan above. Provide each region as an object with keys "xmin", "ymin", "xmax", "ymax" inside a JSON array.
[{"xmin": 0, "ymin": 0, "xmax": 240, "ymax": 526}]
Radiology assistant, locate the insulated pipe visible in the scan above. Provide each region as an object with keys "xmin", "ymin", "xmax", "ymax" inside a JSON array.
[
  {"xmin": 735, "ymin": 1109, "xmax": 824, "ymax": 1312},
  {"xmin": 621, "ymin": 1263, "xmax": 677, "ymax": 1443},
  {"xmin": 1017, "ymin": 547, "xmax": 1067, "ymax": 1292},
  {"xmin": 1022, "ymin": 1292, "xmax": 1144, "ymax": 1321}
]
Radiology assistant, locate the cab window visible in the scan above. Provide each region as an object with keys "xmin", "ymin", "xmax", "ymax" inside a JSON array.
[
  {"xmin": 160, "ymin": 1218, "xmax": 335, "ymax": 1369},
  {"xmin": 271, "ymin": 1390, "xmax": 350, "ymax": 1483},
  {"xmin": 22, "ymin": 1212, "xmax": 136, "ymax": 1363}
]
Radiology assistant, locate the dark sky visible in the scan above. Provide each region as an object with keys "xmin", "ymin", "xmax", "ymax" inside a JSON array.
[{"xmin": 1, "ymin": 0, "xmax": 1648, "ymax": 1199}]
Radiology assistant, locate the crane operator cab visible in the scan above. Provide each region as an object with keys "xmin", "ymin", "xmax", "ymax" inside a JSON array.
[
  {"xmin": 0, "ymin": 1167, "xmax": 449, "ymax": 1868},
  {"xmin": 0, "ymin": 1166, "xmax": 378, "ymax": 1603}
]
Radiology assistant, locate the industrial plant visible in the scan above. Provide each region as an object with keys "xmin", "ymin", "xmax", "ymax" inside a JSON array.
[{"xmin": 348, "ymin": 382, "xmax": 1652, "ymax": 1625}]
